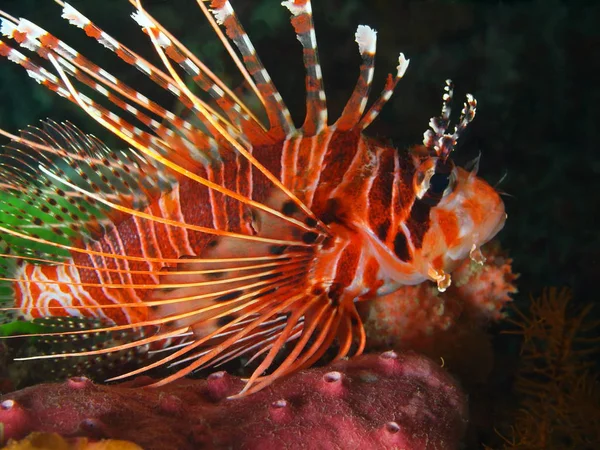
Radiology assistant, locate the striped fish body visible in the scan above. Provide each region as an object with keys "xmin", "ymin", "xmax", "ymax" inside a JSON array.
[
  {"xmin": 13, "ymin": 129, "xmax": 504, "ymax": 326},
  {"xmin": 0, "ymin": 1, "xmax": 505, "ymax": 395}
]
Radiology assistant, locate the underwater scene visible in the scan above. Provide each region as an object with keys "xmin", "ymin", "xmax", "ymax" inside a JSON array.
[{"xmin": 0, "ymin": 0, "xmax": 597, "ymax": 448}]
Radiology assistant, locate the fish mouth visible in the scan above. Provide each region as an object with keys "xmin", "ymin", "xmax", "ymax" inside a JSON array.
[{"xmin": 443, "ymin": 201, "xmax": 507, "ymax": 271}]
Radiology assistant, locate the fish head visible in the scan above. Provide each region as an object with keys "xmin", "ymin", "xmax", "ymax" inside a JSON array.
[{"xmin": 409, "ymin": 151, "xmax": 506, "ymax": 290}]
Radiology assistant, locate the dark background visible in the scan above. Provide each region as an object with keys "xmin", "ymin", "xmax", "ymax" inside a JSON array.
[{"xmin": 0, "ymin": 0, "xmax": 598, "ymax": 445}]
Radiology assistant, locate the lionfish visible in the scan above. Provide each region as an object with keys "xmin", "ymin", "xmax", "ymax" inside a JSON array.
[{"xmin": 0, "ymin": 0, "xmax": 505, "ymax": 396}]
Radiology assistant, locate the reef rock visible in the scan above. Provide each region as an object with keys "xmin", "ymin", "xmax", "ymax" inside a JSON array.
[
  {"xmin": 0, "ymin": 352, "xmax": 467, "ymax": 450},
  {"xmin": 359, "ymin": 242, "xmax": 518, "ymax": 383}
]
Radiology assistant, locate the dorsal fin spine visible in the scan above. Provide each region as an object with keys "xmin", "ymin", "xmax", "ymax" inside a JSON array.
[
  {"xmin": 335, "ymin": 25, "xmax": 379, "ymax": 131},
  {"xmin": 208, "ymin": 0, "xmax": 296, "ymax": 139},
  {"xmin": 282, "ymin": 0, "xmax": 328, "ymax": 136},
  {"xmin": 358, "ymin": 53, "xmax": 410, "ymax": 130}
]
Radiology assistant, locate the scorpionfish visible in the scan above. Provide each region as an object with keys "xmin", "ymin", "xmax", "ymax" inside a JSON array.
[{"xmin": 0, "ymin": 0, "xmax": 505, "ymax": 396}]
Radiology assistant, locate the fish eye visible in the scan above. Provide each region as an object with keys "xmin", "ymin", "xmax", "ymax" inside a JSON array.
[
  {"xmin": 429, "ymin": 172, "xmax": 450, "ymax": 194},
  {"xmin": 429, "ymin": 167, "xmax": 457, "ymax": 197},
  {"xmin": 414, "ymin": 157, "xmax": 457, "ymax": 201}
]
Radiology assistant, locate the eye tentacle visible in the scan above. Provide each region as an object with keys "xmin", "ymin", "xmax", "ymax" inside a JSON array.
[{"xmin": 422, "ymin": 80, "xmax": 477, "ymax": 160}]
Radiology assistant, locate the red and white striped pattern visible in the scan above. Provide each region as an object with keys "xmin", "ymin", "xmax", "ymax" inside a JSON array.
[{"xmin": 0, "ymin": 0, "xmax": 505, "ymax": 396}]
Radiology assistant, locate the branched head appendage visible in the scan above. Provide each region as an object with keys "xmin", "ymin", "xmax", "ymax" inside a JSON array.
[{"xmin": 423, "ymin": 80, "xmax": 477, "ymax": 160}]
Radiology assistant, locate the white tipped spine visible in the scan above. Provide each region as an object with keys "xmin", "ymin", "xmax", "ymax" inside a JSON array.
[
  {"xmin": 355, "ymin": 25, "xmax": 377, "ymax": 55},
  {"xmin": 131, "ymin": 10, "xmax": 154, "ymax": 29},
  {"xmin": 397, "ymin": 53, "xmax": 410, "ymax": 78},
  {"xmin": 62, "ymin": 3, "xmax": 90, "ymax": 29},
  {"xmin": 281, "ymin": 1, "xmax": 311, "ymax": 16},
  {"xmin": 0, "ymin": 18, "xmax": 16, "ymax": 37},
  {"xmin": 131, "ymin": 10, "xmax": 171, "ymax": 48},
  {"xmin": 211, "ymin": 1, "xmax": 234, "ymax": 25}
]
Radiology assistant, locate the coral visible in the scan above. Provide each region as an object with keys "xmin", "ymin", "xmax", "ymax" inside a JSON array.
[
  {"xmin": 451, "ymin": 241, "xmax": 518, "ymax": 321},
  {"xmin": 2, "ymin": 432, "xmax": 142, "ymax": 450},
  {"xmin": 358, "ymin": 242, "xmax": 518, "ymax": 383},
  {"xmin": 493, "ymin": 287, "xmax": 600, "ymax": 449},
  {"xmin": 0, "ymin": 352, "xmax": 467, "ymax": 450}
]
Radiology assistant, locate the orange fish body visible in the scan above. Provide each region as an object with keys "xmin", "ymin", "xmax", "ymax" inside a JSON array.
[{"xmin": 0, "ymin": 1, "xmax": 505, "ymax": 395}]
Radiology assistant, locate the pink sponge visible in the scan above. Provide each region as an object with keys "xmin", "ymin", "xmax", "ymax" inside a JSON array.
[{"xmin": 0, "ymin": 352, "xmax": 467, "ymax": 449}]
